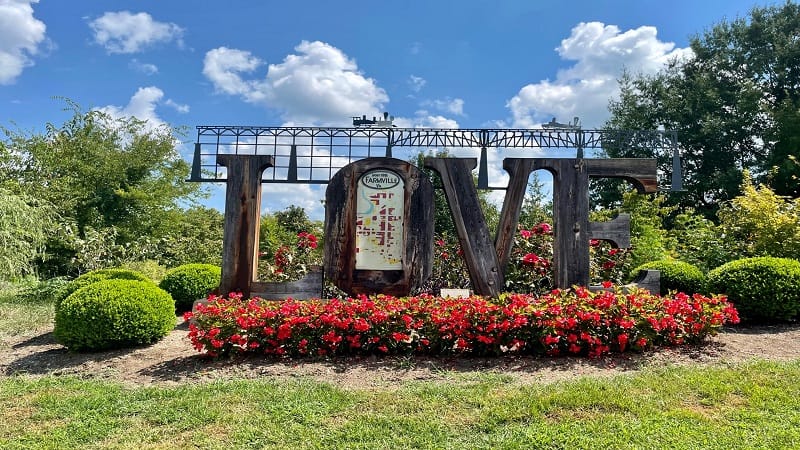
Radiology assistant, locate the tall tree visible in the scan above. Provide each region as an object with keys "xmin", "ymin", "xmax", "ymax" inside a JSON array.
[
  {"xmin": 0, "ymin": 101, "xmax": 205, "ymax": 275},
  {"xmin": 604, "ymin": 2, "xmax": 800, "ymax": 217}
]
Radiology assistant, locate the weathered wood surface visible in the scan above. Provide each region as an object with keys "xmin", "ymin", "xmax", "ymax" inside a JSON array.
[
  {"xmin": 588, "ymin": 214, "xmax": 631, "ymax": 248},
  {"xmin": 495, "ymin": 158, "xmax": 538, "ymax": 274},
  {"xmin": 495, "ymin": 158, "xmax": 656, "ymax": 289},
  {"xmin": 424, "ymin": 157, "xmax": 503, "ymax": 297},
  {"xmin": 251, "ymin": 266, "xmax": 323, "ymax": 300},
  {"xmin": 630, "ymin": 269, "xmax": 661, "ymax": 294},
  {"xmin": 586, "ymin": 158, "xmax": 658, "ymax": 193},
  {"xmin": 325, "ymin": 157, "xmax": 433, "ymax": 297},
  {"xmin": 217, "ymin": 154, "xmax": 274, "ymax": 298}
]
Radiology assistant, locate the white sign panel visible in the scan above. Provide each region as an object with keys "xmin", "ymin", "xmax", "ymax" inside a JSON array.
[{"xmin": 355, "ymin": 169, "xmax": 404, "ymax": 270}]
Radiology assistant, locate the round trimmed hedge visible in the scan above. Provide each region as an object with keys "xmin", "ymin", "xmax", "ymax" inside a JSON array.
[
  {"xmin": 158, "ymin": 264, "xmax": 221, "ymax": 311},
  {"xmin": 56, "ymin": 268, "xmax": 153, "ymax": 310},
  {"xmin": 54, "ymin": 279, "xmax": 176, "ymax": 351},
  {"xmin": 630, "ymin": 260, "xmax": 705, "ymax": 295},
  {"xmin": 706, "ymin": 257, "xmax": 800, "ymax": 322}
]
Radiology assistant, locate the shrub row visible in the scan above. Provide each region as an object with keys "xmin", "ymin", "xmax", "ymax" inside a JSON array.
[
  {"xmin": 186, "ymin": 288, "xmax": 739, "ymax": 358},
  {"xmin": 707, "ymin": 257, "xmax": 800, "ymax": 322},
  {"xmin": 632, "ymin": 257, "xmax": 800, "ymax": 322},
  {"xmin": 53, "ymin": 264, "xmax": 221, "ymax": 352}
]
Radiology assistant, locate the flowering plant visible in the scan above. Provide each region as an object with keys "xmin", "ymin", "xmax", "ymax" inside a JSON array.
[
  {"xmin": 424, "ymin": 223, "xmax": 631, "ymax": 295},
  {"xmin": 185, "ymin": 286, "xmax": 739, "ymax": 359},
  {"xmin": 258, "ymin": 231, "xmax": 321, "ymax": 282},
  {"xmin": 505, "ymin": 223, "xmax": 554, "ymax": 293}
]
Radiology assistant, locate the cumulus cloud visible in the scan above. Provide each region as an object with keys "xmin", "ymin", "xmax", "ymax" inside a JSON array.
[
  {"xmin": 202, "ymin": 40, "xmax": 388, "ymax": 125},
  {"xmin": 164, "ymin": 98, "xmax": 189, "ymax": 113},
  {"xmin": 423, "ymin": 97, "xmax": 465, "ymax": 116},
  {"xmin": 129, "ymin": 58, "xmax": 158, "ymax": 75},
  {"xmin": 261, "ymin": 184, "xmax": 326, "ymax": 220},
  {"xmin": 508, "ymin": 22, "xmax": 693, "ymax": 128},
  {"xmin": 0, "ymin": 0, "xmax": 46, "ymax": 85},
  {"xmin": 393, "ymin": 110, "xmax": 460, "ymax": 129},
  {"xmin": 96, "ymin": 86, "xmax": 166, "ymax": 127},
  {"xmin": 89, "ymin": 11, "xmax": 184, "ymax": 54},
  {"xmin": 96, "ymin": 86, "xmax": 188, "ymax": 130}
]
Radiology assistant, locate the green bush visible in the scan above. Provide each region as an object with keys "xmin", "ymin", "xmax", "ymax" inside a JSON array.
[
  {"xmin": 158, "ymin": 264, "xmax": 221, "ymax": 311},
  {"xmin": 54, "ymin": 279, "xmax": 175, "ymax": 351},
  {"xmin": 630, "ymin": 260, "xmax": 706, "ymax": 296},
  {"xmin": 57, "ymin": 268, "xmax": 152, "ymax": 310},
  {"xmin": 706, "ymin": 257, "xmax": 800, "ymax": 322},
  {"xmin": 120, "ymin": 260, "xmax": 168, "ymax": 283}
]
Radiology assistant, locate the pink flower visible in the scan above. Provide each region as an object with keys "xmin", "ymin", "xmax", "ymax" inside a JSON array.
[{"xmin": 520, "ymin": 229, "xmax": 532, "ymax": 239}]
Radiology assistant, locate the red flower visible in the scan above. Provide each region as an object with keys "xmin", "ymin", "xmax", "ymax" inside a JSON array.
[
  {"xmin": 590, "ymin": 239, "xmax": 600, "ymax": 247},
  {"xmin": 602, "ymin": 261, "xmax": 616, "ymax": 270},
  {"xmin": 522, "ymin": 253, "xmax": 539, "ymax": 265},
  {"xmin": 536, "ymin": 223, "xmax": 552, "ymax": 234},
  {"xmin": 520, "ymin": 229, "xmax": 532, "ymax": 239},
  {"xmin": 617, "ymin": 333, "xmax": 629, "ymax": 351},
  {"xmin": 601, "ymin": 281, "xmax": 613, "ymax": 289}
]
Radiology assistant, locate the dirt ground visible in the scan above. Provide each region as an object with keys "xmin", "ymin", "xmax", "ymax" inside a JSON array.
[{"xmin": 2, "ymin": 319, "xmax": 799, "ymax": 389}]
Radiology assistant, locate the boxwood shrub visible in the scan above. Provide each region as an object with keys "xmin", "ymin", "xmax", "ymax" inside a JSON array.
[
  {"xmin": 54, "ymin": 279, "xmax": 176, "ymax": 351},
  {"xmin": 56, "ymin": 268, "xmax": 153, "ymax": 310},
  {"xmin": 630, "ymin": 260, "xmax": 705, "ymax": 295},
  {"xmin": 706, "ymin": 257, "xmax": 800, "ymax": 322},
  {"xmin": 159, "ymin": 264, "xmax": 221, "ymax": 312}
]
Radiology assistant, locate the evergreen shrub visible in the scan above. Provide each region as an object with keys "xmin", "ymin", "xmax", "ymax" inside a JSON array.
[
  {"xmin": 159, "ymin": 264, "xmax": 221, "ymax": 311},
  {"xmin": 630, "ymin": 260, "xmax": 705, "ymax": 295},
  {"xmin": 706, "ymin": 257, "xmax": 800, "ymax": 322},
  {"xmin": 57, "ymin": 268, "xmax": 152, "ymax": 310},
  {"xmin": 54, "ymin": 279, "xmax": 175, "ymax": 351}
]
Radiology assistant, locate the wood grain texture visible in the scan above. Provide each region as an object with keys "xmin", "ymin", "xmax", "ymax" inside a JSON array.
[
  {"xmin": 217, "ymin": 154, "xmax": 274, "ymax": 298},
  {"xmin": 325, "ymin": 158, "xmax": 433, "ymax": 297},
  {"xmin": 252, "ymin": 266, "xmax": 323, "ymax": 300},
  {"xmin": 586, "ymin": 158, "xmax": 658, "ymax": 193},
  {"xmin": 588, "ymin": 214, "xmax": 631, "ymax": 248},
  {"xmin": 424, "ymin": 157, "xmax": 503, "ymax": 297}
]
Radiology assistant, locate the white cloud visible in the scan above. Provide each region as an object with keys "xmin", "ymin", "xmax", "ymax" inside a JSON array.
[
  {"xmin": 95, "ymin": 86, "xmax": 167, "ymax": 128},
  {"xmin": 89, "ymin": 11, "xmax": 184, "ymax": 54},
  {"xmin": 393, "ymin": 110, "xmax": 459, "ymax": 129},
  {"xmin": 261, "ymin": 184, "xmax": 326, "ymax": 221},
  {"xmin": 0, "ymin": 0, "xmax": 46, "ymax": 85},
  {"xmin": 408, "ymin": 74, "xmax": 426, "ymax": 92},
  {"xmin": 202, "ymin": 46, "xmax": 264, "ymax": 99},
  {"xmin": 423, "ymin": 97, "xmax": 465, "ymax": 116},
  {"xmin": 508, "ymin": 22, "xmax": 693, "ymax": 129},
  {"xmin": 202, "ymin": 40, "xmax": 388, "ymax": 125},
  {"xmin": 165, "ymin": 98, "xmax": 189, "ymax": 113},
  {"xmin": 129, "ymin": 58, "xmax": 158, "ymax": 75}
]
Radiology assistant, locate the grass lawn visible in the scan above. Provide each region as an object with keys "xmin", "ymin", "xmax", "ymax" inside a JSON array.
[
  {"xmin": 1, "ymin": 361, "xmax": 799, "ymax": 449},
  {"xmin": 2, "ymin": 282, "xmax": 799, "ymax": 449}
]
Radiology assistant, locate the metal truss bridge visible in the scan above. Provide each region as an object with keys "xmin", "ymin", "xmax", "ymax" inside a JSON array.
[{"xmin": 190, "ymin": 126, "xmax": 681, "ymax": 190}]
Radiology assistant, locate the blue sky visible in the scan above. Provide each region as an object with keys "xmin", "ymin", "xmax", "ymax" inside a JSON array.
[{"xmin": 0, "ymin": 0, "xmax": 779, "ymax": 219}]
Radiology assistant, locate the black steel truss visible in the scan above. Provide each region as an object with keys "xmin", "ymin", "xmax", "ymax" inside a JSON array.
[{"xmin": 191, "ymin": 126, "xmax": 680, "ymax": 189}]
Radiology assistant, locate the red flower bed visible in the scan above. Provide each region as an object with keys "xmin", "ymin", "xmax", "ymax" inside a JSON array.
[{"xmin": 185, "ymin": 287, "xmax": 739, "ymax": 358}]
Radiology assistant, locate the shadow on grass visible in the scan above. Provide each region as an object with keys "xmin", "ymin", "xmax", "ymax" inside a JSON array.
[{"xmin": 4, "ymin": 322, "xmax": 798, "ymax": 385}]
